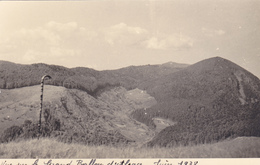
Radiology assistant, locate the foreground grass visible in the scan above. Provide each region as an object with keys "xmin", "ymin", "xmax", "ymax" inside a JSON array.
[{"xmin": 0, "ymin": 137, "xmax": 260, "ymax": 158}]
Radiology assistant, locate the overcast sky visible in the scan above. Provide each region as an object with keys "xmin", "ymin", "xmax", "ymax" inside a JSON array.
[{"xmin": 0, "ymin": 0, "xmax": 260, "ymax": 77}]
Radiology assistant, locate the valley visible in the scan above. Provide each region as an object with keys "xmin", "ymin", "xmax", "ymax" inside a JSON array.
[
  {"xmin": 0, "ymin": 85, "xmax": 158, "ymax": 146},
  {"xmin": 1, "ymin": 57, "xmax": 260, "ymax": 152}
]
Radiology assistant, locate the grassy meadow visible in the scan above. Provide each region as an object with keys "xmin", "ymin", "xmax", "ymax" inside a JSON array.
[{"xmin": 0, "ymin": 137, "xmax": 260, "ymax": 158}]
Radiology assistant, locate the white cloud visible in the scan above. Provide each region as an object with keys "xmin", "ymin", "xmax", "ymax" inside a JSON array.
[
  {"xmin": 142, "ymin": 33, "xmax": 193, "ymax": 50},
  {"xmin": 0, "ymin": 21, "xmax": 194, "ymax": 66},
  {"xmin": 0, "ymin": 21, "xmax": 96, "ymax": 63},
  {"xmin": 103, "ymin": 22, "xmax": 149, "ymax": 46},
  {"xmin": 45, "ymin": 21, "xmax": 78, "ymax": 33},
  {"xmin": 15, "ymin": 27, "xmax": 61, "ymax": 47},
  {"xmin": 103, "ymin": 22, "xmax": 193, "ymax": 50},
  {"xmin": 202, "ymin": 27, "xmax": 226, "ymax": 37},
  {"xmin": 50, "ymin": 47, "xmax": 80, "ymax": 57},
  {"xmin": 216, "ymin": 30, "xmax": 225, "ymax": 35},
  {"xmin": 23, "ymin": 50, "xmax": 37, "ymax": 62},
  {"xmin": 0, "ymin": 40, "xmax": 17, "ymax": 53},
  {"xmin": 22, "ymin": 49, "xmax": 50, "ymax": 63}
]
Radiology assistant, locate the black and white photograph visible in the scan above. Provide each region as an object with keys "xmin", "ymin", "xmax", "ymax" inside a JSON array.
[{"xmin": 0, "ymin": 0, "xmax": 260, "ymax": 160}]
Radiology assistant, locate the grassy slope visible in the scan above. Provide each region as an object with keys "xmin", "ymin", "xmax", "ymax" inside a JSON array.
[
  {"xmin": 2, "ymin": 58, "xmax": 260, "ymax": 148},
  {"xmin": 0, "ymin": 137, "xmax": 260, "ymax": 158},
  {"xmin": 0, "ymin": 85, "xmax": 157, "ymax": 145}
]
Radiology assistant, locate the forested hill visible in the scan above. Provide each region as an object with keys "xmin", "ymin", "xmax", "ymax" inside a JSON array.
[
  {"xmin": 0, "ymin": 60, "xmax": 187, "ymax": 145},
  {"xmin": 0, "ymin": 60, "xmax": 188, "ymax": 96},
  {"xmin": 134, "ymin": 57, "xmax": 260, "ymax": 146},
  {"xmin": 1, "ymin": 57, "xmax": 260, "ymax": 147}
]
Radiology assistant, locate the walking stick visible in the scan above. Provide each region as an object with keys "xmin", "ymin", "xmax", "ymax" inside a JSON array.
[{"xmin": 38, "ymin": 75, "xmax": 52, "ymax": 139}]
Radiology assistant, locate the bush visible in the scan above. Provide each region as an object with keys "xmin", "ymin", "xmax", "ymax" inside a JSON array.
[{"xmin": 0, "ymin": 125, "xmax": 23, "ymax": 143}]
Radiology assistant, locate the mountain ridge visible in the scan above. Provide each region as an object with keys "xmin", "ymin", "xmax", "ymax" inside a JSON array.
[
  {"xmin": 135, "ymin": 56, "xmax": 260, "ymax": 146},
  {"xmin": 0, "ymin": 60, "xmax": 188, "ymax": 92},
  {"xmin": 1, "ymin": 57, "xmax": 260, "ymax": 147}
]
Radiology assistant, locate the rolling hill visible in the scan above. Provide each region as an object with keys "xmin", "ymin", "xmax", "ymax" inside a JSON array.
[
  {"xmin": 137, "ymin": 57, "xmax": 260, "ymax": 146},
  {"xmin": 0, "ymin": 85, "xmax": 159, "ymax": 145},
  {"xmin": 0, "ymin": 60, "xmax": 187, "ymax": 93},
  {"xmin": 1, "ymin": 57, "xmax": 260, "ymax": 147}
]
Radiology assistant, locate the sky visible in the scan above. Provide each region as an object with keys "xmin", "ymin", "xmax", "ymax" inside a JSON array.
[{"xmin": 0, "ymin": 0, "xmax": 260, "ymax": 78}]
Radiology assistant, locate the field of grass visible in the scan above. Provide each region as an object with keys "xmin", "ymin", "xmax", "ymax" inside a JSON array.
[{"xmin": 0, "ymin": 137, "xmax": 260, "ymax": 158}]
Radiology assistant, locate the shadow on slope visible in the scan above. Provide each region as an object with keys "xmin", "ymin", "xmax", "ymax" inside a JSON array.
[
  {"xmin": 135, "ymin": 57, "xmax": 260, "ymax": 146},
  {"xmin": 0, "ymin": 85, "xmax": 157, "ymax": 146}
]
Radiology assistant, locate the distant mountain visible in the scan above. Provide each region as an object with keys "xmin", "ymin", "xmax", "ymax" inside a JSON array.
[
  {"xmin": 161, "ymin": 61, "xmax": 189, "ymax": 69},
  {"xmin": 1, "ymin": 57, "xmax": 260, "ymax": 147},
  {"xmin": 0, "ymin": 60, "xmax": 186, "ymax": 145},
  {"xmin": 0, "ymin": 60, "xmax": 187, "ymax": 95},
  {"xmin": 136, "ymin": 57, "xmax": 260, "ymax": 146}
]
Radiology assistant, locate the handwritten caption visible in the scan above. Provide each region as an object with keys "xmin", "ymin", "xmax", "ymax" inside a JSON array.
[{"xmin": 1, "ymin": 159, "xmax": 198, "ymax": 165}]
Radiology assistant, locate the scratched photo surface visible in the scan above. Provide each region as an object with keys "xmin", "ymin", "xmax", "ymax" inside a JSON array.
[{"xmin": 0, "ymin": 0, "xmax": 260, "ymax": 158}]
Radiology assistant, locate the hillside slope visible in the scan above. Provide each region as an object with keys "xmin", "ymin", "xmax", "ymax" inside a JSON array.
[
  {"xmin": 0, "ymin": 85, "xmax": 157, "ymax": 145},
  {"xmin": 0, "ymin": 60, "xmax": 187, "ymax": 93},
  {"xmin": 1, "ymin": 57, "xmax": 260, "ymax": 147},
  {"xmin": 1, "ymin": 136, "xmax": 260, "ymax": 158},
  {"xmin": 135, "ymin": 57, "xmax": 260, "ymax": 146},
  {"xmin": 0, "ymin": 60, "xmax": 187, "ymax": 146}
]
